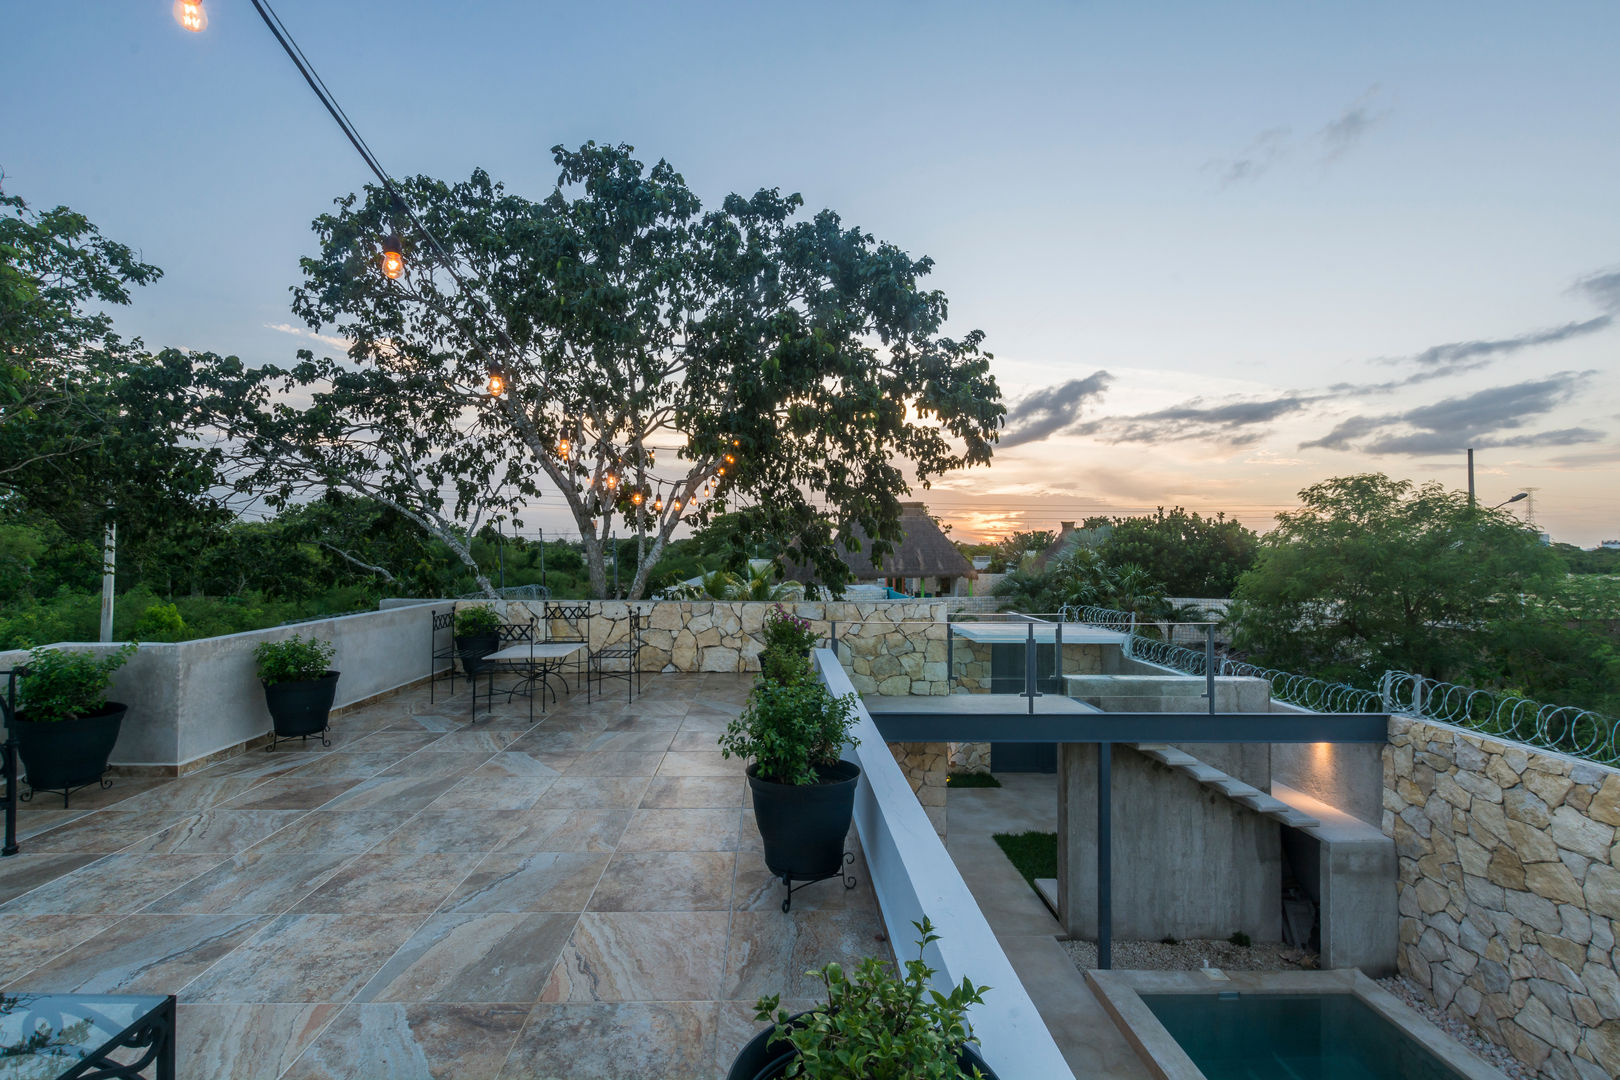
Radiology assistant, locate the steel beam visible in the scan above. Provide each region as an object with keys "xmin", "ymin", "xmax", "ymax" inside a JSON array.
[{"xmin": 864, "ymin": 709, "xmax": 1390, "ymax": 744}]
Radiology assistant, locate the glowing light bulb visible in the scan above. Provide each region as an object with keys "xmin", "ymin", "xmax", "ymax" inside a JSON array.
[
  {"xmin": 716, "ymin": 467, "xmax": 726, "ymax": 477},
  {"xmin": 671, "ymin": 499, "xmax": 681, "ymax": 511},
  {"xmin": 631, "ymin": 491, "xmax": 644, "ymax": 506},
  {"xmin": 174, "ymin": 0, "xmax": 207, "ymax": 32},
  {"xmin": 380, "ymin": 240, "xmax": 405, "ymax": 280},
  {"xmin": 486, "ymin": 372, "xmax": 506, "ymax": 397},
  {"xmin": 732, "ymin": 439, "xmax": 740, "ymax": 447},
  {"xmin": 654, "ymin": 498, "xmax": 664, "ymax": 513},
  {"xmin": 605, "ymin": 474, "xmax": 618, "ymax": 489},
  {"xmin": 556, "ymin": 439, "xmax": 570, "ymax": 459}
]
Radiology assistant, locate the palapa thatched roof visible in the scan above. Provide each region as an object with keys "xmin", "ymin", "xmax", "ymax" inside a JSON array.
[{"xmin": 788, "ymin": 503, "xmax": 974, "ymax": 582}]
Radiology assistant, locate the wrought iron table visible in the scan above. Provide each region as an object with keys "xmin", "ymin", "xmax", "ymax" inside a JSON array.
[
  {"xmin": 482, "ymin": 642, "xmax": 587, "ymax": 717},
  {"xmin": 0, "ymin": 992, "xmax": 176, "ymax": 1079}
]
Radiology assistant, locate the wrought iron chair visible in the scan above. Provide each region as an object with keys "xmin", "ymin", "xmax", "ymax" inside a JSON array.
[
  {"xmin": 428, "ymin": 607, "xmax": 458, "ymax": 703},
  {"xmin": 541, "ymin": 602, "xmax": 592, "ymax": 705},
  {"xmin": 474, "ymin": 618, "xmax": 536, "ymax": 720},
  {"xmin": 592, "ymin": 608, "xmax": 644, "ymax": 702}
]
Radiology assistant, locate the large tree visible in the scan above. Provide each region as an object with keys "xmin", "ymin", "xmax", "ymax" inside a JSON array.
[
  {"xmin": 1228, "ymin": 474, "xmax": 1562, "ymax": 681},
  {"xmin": 1, "ymin": 186, "xmax": 225, "ymax": 544},
  {"xmin": 1097, "ymin": 507, "xmax": 1258, "ymax": 597},
  {"xmin": 216, "ymin": 143, "xmax": 1003, "ymax": 599}
]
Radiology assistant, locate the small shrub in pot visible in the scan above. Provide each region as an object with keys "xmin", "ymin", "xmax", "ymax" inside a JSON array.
[
  {"xmin": 9, "ymin": 644, "xmax": 137, "ymax": 804},
  {"xmin": 453, "ymin": 605, "xmax": 503, "ymax": 676},
  {"xmin": 761, "ymin": 603, "xmax": 818, "ymax": 657},
  {"xmin": 733, "ymin": 918, "xmax": 996, "ymax": 1079},
  {"xmin": 254, "ymin": 635, "xmax": 339, "ymax": 749}
]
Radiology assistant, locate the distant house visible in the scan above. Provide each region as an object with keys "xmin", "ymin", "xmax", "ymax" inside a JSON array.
[
  {"xmin": 1602, "ymin": 539, "xmax": 1620, "ymax": 551},
  {"xmin": 787, "ymin": 502, "xmax": 976, "ymax": 597}
]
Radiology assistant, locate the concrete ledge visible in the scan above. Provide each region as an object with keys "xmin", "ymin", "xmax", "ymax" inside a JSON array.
[{"xmin": 818, "ymin": 649, "xmax": 1076, "ymax": 1079}]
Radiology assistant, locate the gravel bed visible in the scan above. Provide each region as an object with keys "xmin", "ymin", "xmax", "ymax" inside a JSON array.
[
  {"xmin": 1377, "ymin": 975, "xmax": 1539, "ymax": 1080},
  {"xmin": 1061, "ymin": 936, "xmax": 1317, "ymax": 972}
]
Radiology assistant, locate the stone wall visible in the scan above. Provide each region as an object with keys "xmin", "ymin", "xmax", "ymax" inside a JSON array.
[
  {"xmin": 455, "ymin": 599, "xmax": 948, "ymax": 686},
  {"xmin": 890, "ymin": 742, "xmax": 949, "ymax": 838},
  {"xmin": 1384, "ymin": 717, "xmax": 1620, "ymax": 1080}
]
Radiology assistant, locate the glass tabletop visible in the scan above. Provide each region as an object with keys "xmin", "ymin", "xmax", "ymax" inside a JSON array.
[{"xmin": 1, "ymin": 993, "xmax": 168, "ymax": 1078}]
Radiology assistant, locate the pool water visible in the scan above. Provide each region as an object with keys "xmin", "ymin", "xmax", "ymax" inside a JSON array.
[{"xmin": 1142, "ymin": 993, "xmax": 1468, "ymax": 1080}]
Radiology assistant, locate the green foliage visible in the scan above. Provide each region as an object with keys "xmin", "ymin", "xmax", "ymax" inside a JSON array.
[
  {"xmin": 253, "ymin": 635, "xmax": 335, "ymax": 685},
  {"xmin": 1229, "ymin": 475, "xmax": 1562, "ymax": 682},
  {"xmin": 1228, "ymin": 931, "xmax": 1252, "ymax": 948},
  {"xmin": 16, "ymin": 644, "xmax": 136, "ymax": 722},
  {"xmin": 454, "ymin": 606, "xmax": 504, "ymax": 636},
  {"xmin": 719, "ymin": 680, "xmax": 859, "ymax": 785},
  {"xmin": 1553, "ymin": 543, "xmax": 1620, "ymax": 575},
  {"xmin": 760, "ymin": 647, "xmax": 814, "ymax": 687},
  {"xmin": 131, "ymin": 602, "xmax": 186, "ymax": 642},
  {"xmin": 762, "ymin": 604, "xmax": 818, "ymax": 654},
  {"xmin": 992, "ymin": 831, "xmax": 1057, "ymax": 888},
  {"xmin": 987, "ymin": 530, "xmax": 1055, "ymax": 573},
  {"xmin": 947, "ymin": 772, "xmax": 1001, "ymax": 788},
  {"xmin": 224, "ymin": 143, "xmax": 1003, "ymax": 599},
  {"xmin": 754, "ymin": 918, "xmax": 990, "ymax": 1080},
  {"xmin": 1097, "ymin": 507, "xmax": 1258, "ymax": 597}
]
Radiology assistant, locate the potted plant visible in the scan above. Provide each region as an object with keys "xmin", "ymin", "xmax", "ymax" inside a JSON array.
[
  {"xmin": 6, "ymin": 644, "xmax": 136, "ymax": 807},
  {"xmin": 729, "ymin": 918, "xmax": 997, "ymax": 1079},
  {"xmin": 453, "ymin": 605, "xmax": 503, "ymax": 676},
  {"xmin": 720, "ymin": 677, "xmax": 861, "ymax": 897},
  {"xmin": 761, "ymin": 604, "xmax": 818, "ymax": 658},
  {"xmin": 254, "ymin": 634, "xmax": 338, "ymax": 749}
]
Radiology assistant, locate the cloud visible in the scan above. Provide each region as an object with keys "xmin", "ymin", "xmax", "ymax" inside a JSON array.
[
  {"xmin": 1399, "ymin": 316, "xmax": 1612, "ymax": 374},
  {"xmin": 1073, "ymin": 393, "xmax": 1321, "ymax": 446},
  {"xmin": 1317, "ymin": 88, "xmax": 1389, "ymax": 163},
  {"xmin": 1574, "ymin": 268, "xmax": 1620, "ymax": 313},
  {"xmin": 265, "ymin": 322, "xmax": 353, "ymax": 353},
  {"xmin": 1301, "ymin": 372, "xmax": 1605, "ymax": 456},
  {"xmin": 1207, "ymin": 127, "xmax": 1291, "ymax": 187},
  {"xmin": 999, "ymin": 371, "xmax": 1114, "ymax": 448}
]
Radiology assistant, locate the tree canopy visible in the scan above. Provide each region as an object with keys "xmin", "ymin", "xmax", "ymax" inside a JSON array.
[
  {"xmin": 204, "ymin": 143, "xmax": 1003, "ymax": 599},
  {"xmin": 1228, "ymin": 474, "xmax": 1563, "ymax": 682},
  {"xmin": 1096, "ymin": 507, "xmax": 1257, "ymax": 597}
]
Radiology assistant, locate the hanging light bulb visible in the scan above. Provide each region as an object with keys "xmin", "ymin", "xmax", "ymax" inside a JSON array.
[
  {"xmin": 647, "ymin": 450, "xmax": 656, "ymax": 467},
  {"xmin": 717, "ymin": 467, "xmax": 726, "ymax": 477},
  {"xmin": 671, "ymin": 499, "xmax": 682, "ymax": 512},
  {"xmin": 380, "ymin": 234, "xmax": 406, "ymax": 280},
  {"xmin": 174, "ymin": 0, "xmax": 207, "ymax": 32},
  {"xmin": 486, "ymin": 371, "xmax": 507, "ymax": 397},
  {"xmin": 654, "ymin": 498, "xmax": 664, "ymax": 513},
  {"xmin": 605, "ymin": 474, "xmax": 618, "ymax": 490},
  {"xmin": 556, "ymin": 438, "xmax": 570, "ymax": 459},
  {"xmin": 631, "ymin": 491, "xmax": 644, "ymax": 507},
  {"xmin": 732, "ymin": 439, "xmax": 741, "ymax": 447},
  {"xmin": 724, "ymin": 454, "xmax": 735, "ymax": 465}
]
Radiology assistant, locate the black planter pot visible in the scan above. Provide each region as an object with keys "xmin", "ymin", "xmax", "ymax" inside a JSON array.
[
  {"xmin": 454, "ymin": 632, "xmax": 499, "ymax": 677},
  {"xmin": 263, "ymin": 671, "xmax": 339, "ymax": 749},
  {"xmin": 747, "ymin": 759, "xmax": 860, "ymax": 882},
  {"xmin": 727, "ymin": 1010, "xmax": 1000, "ymax": 1080},
  {"xmin": 13, "ymin": 703, "xmax": 128, "ymax": 807}
]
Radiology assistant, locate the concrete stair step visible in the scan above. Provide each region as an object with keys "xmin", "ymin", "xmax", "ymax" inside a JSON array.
[{"xmin": 1129, "ymin": 743, "xmax": 1321, "ymax": 831}]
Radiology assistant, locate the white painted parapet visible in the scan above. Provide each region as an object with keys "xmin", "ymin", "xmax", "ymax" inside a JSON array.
[{"xmin": 816, "ymin": 648, "xmax": 1076, "ymax": 1079}]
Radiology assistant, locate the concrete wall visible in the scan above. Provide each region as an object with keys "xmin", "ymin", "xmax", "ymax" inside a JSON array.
[
  {"xmin": 1270, "ymin": 704, "xmax": 1386, "ymax": 827},
  {"xmin": 0, "ymin": 603, "xmax": 441, "ymax": 772},
  {"xmin": 1058, "ymin": 742, "xmax": 1283, "ymax": 942},
  {"xmin": 1275, "ymin": 783, "xmax": 1399, "ymax": 975},
  {"xmin": 1384, "ymin": 717, "xmax": 1620, "ymax": 1080}
]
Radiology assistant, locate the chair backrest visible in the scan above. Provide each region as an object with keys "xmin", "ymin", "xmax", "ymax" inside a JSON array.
[
  {"xmin": 543, "ymin": 603, "xmax": 591, "ymax": 644},
  {"xmin": 497, "ymin": 620, "xmax": 536, "ymax": 647}
]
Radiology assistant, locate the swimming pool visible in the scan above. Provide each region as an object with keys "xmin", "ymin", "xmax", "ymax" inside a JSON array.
[
  {"xmin": 1086, "ymin": 969, "xmax": 1506, "ymax": 1080},
  {"xmin": 1143, "ymin": 992, "xmax": 1467, "ymax": 1080}
]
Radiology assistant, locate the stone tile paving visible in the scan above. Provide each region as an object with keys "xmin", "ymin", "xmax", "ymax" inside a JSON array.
[{"xmin": 0, "ymin": 673, "xmax": 888, "ymax": 1079}]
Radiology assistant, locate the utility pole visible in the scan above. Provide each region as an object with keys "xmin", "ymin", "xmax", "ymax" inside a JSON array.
[
  {"xmin": 1466, "ymin": 447, "xmax": 1476, "ymax": 511},
  {"xmin": 98, "ymin": 519, "xmax": 117, "ymax": 643}
]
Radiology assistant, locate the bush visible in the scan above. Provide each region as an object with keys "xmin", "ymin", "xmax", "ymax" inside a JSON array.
[
  {"xmin": 131, "ymin": 602, "xmax": 187, "ymax": 642},
  {"xmin": 454, "ymin": 606, "xmax": 503, "ymax": 636},
  {"xmin": 759, "ymin": 646, "xmax": 814, "ymax": 686},
  {"xmin": 754, "ymin": 918, "xmax": 990, "ymax": 1080},
  {"xmin": 17, "ymin": 644, "xmax": 137, "ymax": 722},
  {"xmin": 762, "ymin": 603, "xmax": 818, "ymax": 655},
  {"xmin": 253, "ymin": 635, "xmax": 336, "ymax": 685},
  {"xmin": 719, "ymin": 680, "xmax": 859, "ymax": 785}
]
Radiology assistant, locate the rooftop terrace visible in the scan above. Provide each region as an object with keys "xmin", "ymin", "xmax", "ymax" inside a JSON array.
[{"xmin": 0, "ymin": 674, "xmax": 888, "ymax": 1079}]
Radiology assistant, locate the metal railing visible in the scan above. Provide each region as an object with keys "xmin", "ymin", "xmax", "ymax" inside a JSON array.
[
  {"xmin": 458, "ymin": 584, "xmax": 551, "ymax": 602},
  {"xmin": 1065, "ymin": 605, "xmax": 1619, "ymax": 766}
]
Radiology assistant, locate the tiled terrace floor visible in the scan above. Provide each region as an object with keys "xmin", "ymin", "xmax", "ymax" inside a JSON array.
[{"xmin": 0, "ymin": 673, "xmax": 887, "ymax": 1079}]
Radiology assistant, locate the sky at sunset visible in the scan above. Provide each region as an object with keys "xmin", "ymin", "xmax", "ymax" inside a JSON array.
[{"xmin": 6, "ymin": 1, "xmax": 1618, "ymax": 544}]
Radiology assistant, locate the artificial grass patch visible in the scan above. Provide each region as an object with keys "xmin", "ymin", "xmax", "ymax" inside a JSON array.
[
  {"xmin": 992, "ymin": 830, "xmax": 1058, "ymax": 887},
  {"xmin": 947, "ymin": 771, "xmax": 1002, "ymax": 788}
]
